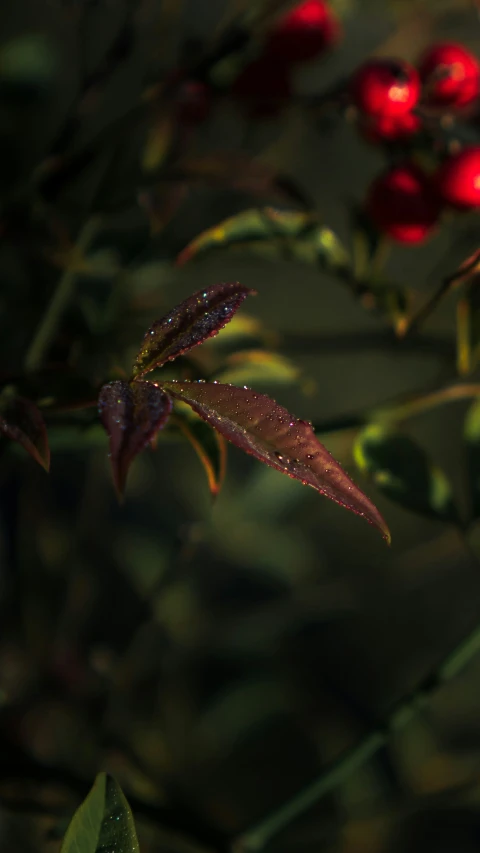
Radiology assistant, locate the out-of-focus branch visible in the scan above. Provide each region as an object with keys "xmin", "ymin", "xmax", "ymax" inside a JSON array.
[
  {"xmin": 282, "ymin": 329, "xmax": 455, "ymax": 360},
  {"xmin": 24, "ymin": 217, "xmax": 102, "ymax": 372},
  {"xmin": 234, "ymin": 617, "xmax": 480, "ymax": 853},
  {"xmin": 312, "ymin": 381, "xmax": 480, "ymax": 435}
]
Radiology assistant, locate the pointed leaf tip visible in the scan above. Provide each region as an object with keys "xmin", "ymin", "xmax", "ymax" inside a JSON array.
[
  {"xmin": 132, "ymin": 282, "xmax": 255, "ymax": 378},
  {"xmin": 98, "ymin": 379, "xmax": 172, "ymax": 496},
  {"xmin": 0, "ymin": 395, "xmax": 50, "ymax": 471},
  {"xmin": 61, "ymin": 772, "xmax": 139, "ymax": 853},
  {"xmin": 162, "ymin": 381, "xmax": 390, "ymax": 542}
]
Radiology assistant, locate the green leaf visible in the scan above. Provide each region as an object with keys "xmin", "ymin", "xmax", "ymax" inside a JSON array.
[
  {"xmin": 142, "ymin": 113, "xmax": 174, "ymax": 173},
  {"xmin": 170, "ymin": 405, "xmax": 227, "ymax": 498},
  {"xmin": 360, "ymin": 278, "xmax": 411, "ymax": 335},
  {"xmin": 464, "ymin": 397, "xmax": 480, "ymax": 520},
  {"xmin": 213, "ymin": 349, "xmax": 300, "ymax": 388},
  {"xmin": 201, "ymin": 312, "xmax": 276, "ymax": 351},
  {"xmin": 456, "ymin": 287, "xmax": 480, "ymax": 376},
  {"xmin": 177, "ymin": 207, "xmax": 350, "ymax": 274},
  {"xmin": 350, "ymin": 206, "xmax": 383, "ymax": 280},
  {"xmin": 354, "ymin": 424, "xmax": 457, "ymax": 522},
  {"xmin": 0, "ymin": 34, "xmax": 56, "ymax": 100},
  {"xmin": 61, "ymin": 773, "xmax": 139, "ymax": 853}
]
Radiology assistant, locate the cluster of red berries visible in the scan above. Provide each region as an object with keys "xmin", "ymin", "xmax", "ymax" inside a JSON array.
[
  {"xmin": 351, "ymin": 44, "xmax": 480, "ymax": 242},
  {"xmin": 233, "ymin": 0, "xmax": 340, "ymax": 118},
  {"xmin": 175, "ymin": 7, "xmax": 480, "ymax": 247},
  {"xmin": 174, "ymin": 1, "xmax": 340, "ymax": 125}
]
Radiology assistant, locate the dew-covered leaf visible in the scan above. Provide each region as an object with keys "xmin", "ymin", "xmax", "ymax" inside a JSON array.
[
  {"xmin": 132, "ymin": 282, "xmax": 255, "ymax": 379},
  {"xmin": 464, "ymin": 397, "xmax": 480, "ymax": 520},
  {"xmin": 161, "ymin": 380, "xmax": 390, "ymax": 541},
  {"xmin": 354, "ymin": 424, "xmax": 457, "ymax": 522},
  {"xmin": 201, "ymin": 313, "xmax": 276, "ymax": 351},
  {"xmin": 176, "ymin": 207, "xmax": 350, "ymax": 274},
  {"xmin": 98, "ymin": 379, "xmax": 172, "ymax": 496},
  {"xmin": 0, "ymin": 393, "xmax": 50, "ymax": 470},
  {"xmin": 171, "ymin": 406, "xmax": 227, "ymax": 497},
  {"xmin": 61, "ymin": 772, "xmax": 139, "ymax": 853}
]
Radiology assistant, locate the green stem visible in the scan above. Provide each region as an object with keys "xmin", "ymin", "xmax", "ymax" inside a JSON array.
[
  {"xmin": 373, "ymin": 382, "xmax": 480, "ymax": 424},
  {"xmin": 313, "ymin": 382, "xmax": 480, "ymax": 436},
  {"xmin": 402, "ymin": 250, "xmax": 480, "ymax": 337},
  {"xmin": 235, "ymin": 619, "xmax": 480, "ymax": 853},
  {"xmin": 24, "ymin": 217, "xmax": 101, "ymax": 373}
]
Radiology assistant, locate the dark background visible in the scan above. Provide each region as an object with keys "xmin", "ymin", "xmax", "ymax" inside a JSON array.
[{"xmin": 2, "ymin": 1, "xmax": 480, "ymax": 852}]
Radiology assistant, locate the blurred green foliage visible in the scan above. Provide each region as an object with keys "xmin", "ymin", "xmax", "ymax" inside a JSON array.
[{"xmin": 3, "ymin": 1, "xmax": 480, "ymax": 853}]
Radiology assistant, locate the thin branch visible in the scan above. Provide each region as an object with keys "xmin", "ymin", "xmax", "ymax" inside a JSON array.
[
  {"xmin": 234, "ymin": 618, "xmax": 480, "ymax": 853},
  {"xmin": 38, "ymin": 10, "xmax": 250, "ymax": 201},
  {"xmin": 47, "ymin": 1, "xmax": 138, "ymax": 161},
  {"xmin": 312, "ymin": 381, "xmax": 480, "ymax": 435},
  {"xmin": 24, "ymin": 217, "xmax": 101, "ymax": 373},
  {"xmin": 403, "ymin": 249, "xmax": 480, "ymax": 337},
  {"xmin": 281, "ymin": 329, "xmax": 455, "ymax": 360}
]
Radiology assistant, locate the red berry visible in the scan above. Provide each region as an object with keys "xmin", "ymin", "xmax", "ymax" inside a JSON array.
[
  {"xmin": 359, "ymin": 111, "xmax": 421, "ymax": 144},
  {"xmin": 351, "ymin": 58, "xmax": 420, "ymax": 118},
  {"xmin": 177, "ymin": 81, "xmax": 211, "ymax": 125},
  {"xmin": 419, "ymin": 42, "xmax": 480, "ymax": 108},
  {"xmin": 232, "ymin": 58, "xmax": 291, "ymax": 118},
  {"xmin": 366, "ymin": 163, "xmax": 440, "ymax": 243},
  {"xmin": 264, "ymin": 0, "xmax": 340, "ymax": 64},
  {"xmin": 435, "ymin": 145, "xmax": 480, "ymax": 209}
]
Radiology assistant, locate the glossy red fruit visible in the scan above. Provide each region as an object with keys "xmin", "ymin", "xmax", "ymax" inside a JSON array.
[
  {"xmin": 359, "ymin": 111, "xmax": 421, "ymax": 144},
  {"xmin": 177, "ymin": 80, "xmax": 211, "ymax": 125},
  {"xmin": 351, "ymin": 58, "xmax": 420, "ymax": 118},
  {"xmin": 265, "ymin": 0, "xmax": 340, "ymax": 64},
  {"xmin": 232, "ymin": 58, "xmax": 291, "ymax": 118},
  {"xmin": 435, "ymin": 146, "xmax": 480, "ymax": 209},
  {"xmin": 366, "ymin": 164, "xmax": 441, "ymax": 243},
  {"xmin": 419, "ymin": 42, "xmax": 480, "ymax": 108}
]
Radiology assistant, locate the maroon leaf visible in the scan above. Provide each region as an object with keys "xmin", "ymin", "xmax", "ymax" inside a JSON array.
[
  {"xmin": 162, "ymin": 381, "xmax": 391, "ymax": 542},
  {"xmin": 0, "ymin": 395, "xmax": 50, "ymax": 471},
  {"xmin": 132, "ymin": 282, "xmax": 255, "ymax": 379},
  {"xmin": 98, "ymin": 379, "xmax": 172, "ymax": 496}
]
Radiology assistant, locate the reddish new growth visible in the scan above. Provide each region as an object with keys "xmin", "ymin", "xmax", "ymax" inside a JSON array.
[{"xmin": 98, "ymin": 283, "xmax": 390, "ymax": 543}]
